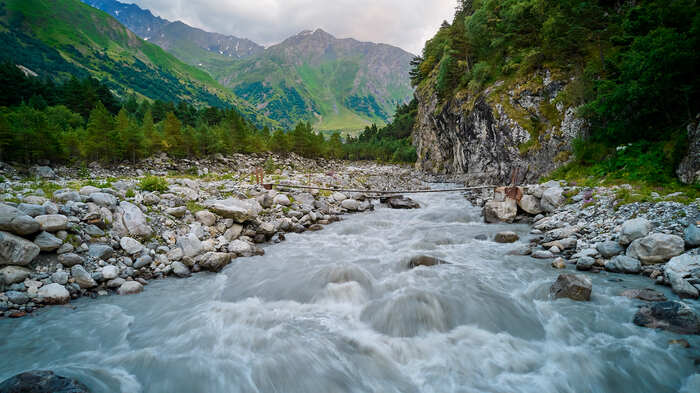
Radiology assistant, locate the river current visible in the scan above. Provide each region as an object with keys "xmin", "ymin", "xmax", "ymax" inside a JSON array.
[{"xmin": 1, "ymin": 188, "xmax": 699, "ymax": 392}]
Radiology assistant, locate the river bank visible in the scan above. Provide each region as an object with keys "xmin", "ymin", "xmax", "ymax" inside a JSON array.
[{"xmin": 0, "ymin": 153, "xmax": 423, "ymax": 318}]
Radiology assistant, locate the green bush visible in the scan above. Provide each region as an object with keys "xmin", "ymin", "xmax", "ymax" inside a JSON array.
[{"xmin": 139, "ymin": 176, "xmax": 169, "ymax": 192}]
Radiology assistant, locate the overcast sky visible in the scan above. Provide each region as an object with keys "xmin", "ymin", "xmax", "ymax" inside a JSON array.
[{"xmin": 128, "ymin": 0, "xmax": 457, "ymax": 55}]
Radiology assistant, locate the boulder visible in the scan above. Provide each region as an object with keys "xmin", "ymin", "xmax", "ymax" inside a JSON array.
[
  {"xmin": 620, "ymin": 288, "xmax": 667, "ymax": 302},
  {"xmin": 133, "ymin": 255, "xmax": 153, "ymax": 269},
  {"xmin": 101, "ymin": 265, "xmax": 119, "ymax": 280},
  {"xmin": 205, "ymin": 198, "xmax": 262, "ymax": 223},
  {"xmin": 71, "ymin": 265, "xmax": 97, "ymax": 288},
  {"xmin": 51, "ymin": 271, "xmax": 69, "ymax": 285},
  {"xmin": 6, "ymin": 290, "xmax": 29, "ymax": 304},
  {"xmin": 17, "ymin": 203, "xmax": 46, "ymax": 217},
  {"xmin": 33, "ymin": 231, "xmax": 63, "ymax": 252},
  {"xmin": 52, "ymin": 190, "xmax": 81, "ymax": 203},
  {"xmin": 341, "ymin": 199, "xmax": 361, "ymax": 211},
  {"xmin": 223, "ymin": 224, "xmax": 243, "ymax": 241},
  {"xmin": 116, "ymin": 201, "xmax": 153, "ymax": 239},
  {"xmin": 494, "ymin": 231, "xmax": 519, "ymax": 243},
  {"xmin": 87, "ymin": 244, "xmax": 113, "ymax": 260},
  {"xmin": 664, "ymin": 254, "xmax": 700, "ymax": 299},
  {"xmin": 256, "ymin": 192, "xmax": 275, "ymax": 209},
  {"xmin": 532, "ymin": 250, "xmax": 554, "ymax": 259},
  {"xmin": 540, "ymin": 187, "xmax": 566, "ymax": 212},
  {"xmin": 550, "ymin": 274, "xmax": 592, "ymax": 301},
  {"xmin": 0, "ymin": 370, "xmax": 90, "ymax": 393},
  {"xmin": 273, "ymin": 194, "xmax": 291, "ymax": 207},
  {"xmin": 576, "ymin": 256, "xmax": 595, "ymax": 271},
  {"xmin": 551, "ymin": 258, "xmax": 567, "ymax": 269},
  {"xmin": 0, "ymin": 231, "xmax": 41, "ymax": 266},
  {"xmin": 199, "ymin": 252, "xmax": 232, "ymax": 272},
  {"xmin": 88, "ymin": 192, "xmax": 117, "ymax": 208},
  {"xmin": 119, "ymin": 237, "xmax": 144, "ymax": 255},
  {"xmin": 195, "ymin": 210, "xmax": 217, "ymax": 226},
  {"xmin": 57, "ymin": 253, "xmax": 83, "ymax": 267},
  {"xmin": 633, "ymin": 301, "xmax": 700, "ymax": 334},
  {"xmin": 517, "ymin": 195, "xmax": 543, "ymax": 215},
  {"xmin": 0, "ymin": 266, "xmax": 32, "ymax": 285},
  {"xmin": 626, "ymin": 234, "xmax": 685, "ymax": 264},
  {"xmin": 387, "ymin": 196, "xmax": 420, "ymax": 209},
  {"xmin": 596, "ymin": 241, "xmax": 624, "ymax": 258},
  {"xmin": 332, "ymin": 192, "xmax": 348, "ymax": 202},
  {"xmin": 483, "ymin": 199, "xmax": 517, "ymax": 223},
  {"xmin": 171, "ymin": 261, "xmax": 191, "ymax": 278},
  {"xmin": 228, "ymin": 240, "xmax": 254, "ymax": 257},
  {"xmin": 604, "ymin": 255, "xmax": 642, "ymax": 274},
  {"xmin": 177, "ymin": 233, "xmax": 204, "ymax": 258},
  {"xmin": 619, "ymin": 218, "xmax": 651, "ymax": 246},
  {"xmin": 37, "ymin": 283, "xmax": 70, "ymax": 305},
  {"xmin": 0, "ymin": 204, "xmax": 41, "ymax": 235},
  {"xmin": 408, "ymin": 255, "xmax": 448, "ymax": 269},
  {"xmin": 32, "ymin": 166, "xmax": 56, "ymax": 179},
  {"xmin": 684, "ymin": 224, "xmax": 700, "ymax": 247},
  {"xmin": 165, "ymin": 206, "xmax": 187, "ymax": 218},
  {"xmin": 118, "ymin": 281, "xmax": 143, "ymax": 295},
  {"xmin": 34, "ymin": 214, "xmax": 68, "ymax": 232}
]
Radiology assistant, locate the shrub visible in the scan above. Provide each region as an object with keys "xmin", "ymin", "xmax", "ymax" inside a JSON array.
[{"xmin": 139, "ymin": 176, "xmax": 169, "ymax": 192}]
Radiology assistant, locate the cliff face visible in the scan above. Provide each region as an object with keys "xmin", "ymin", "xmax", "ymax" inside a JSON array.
[{"xmin": 412, "ymin": 71, "xmax": 586, "ymax": 185}]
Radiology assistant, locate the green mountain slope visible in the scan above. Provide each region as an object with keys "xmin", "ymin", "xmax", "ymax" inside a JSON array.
[
  {"xmin": 0, "ymin": 0, "xmax": 275, "ymax": 128},
  {"xmin": 215, "ymin": 29, "xmax": 415, "ymax": 132}
]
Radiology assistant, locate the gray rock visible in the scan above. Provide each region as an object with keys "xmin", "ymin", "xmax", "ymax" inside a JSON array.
[
  {"xmin": 83, "ymin": 225, "xmax": 104, "ymax": 237},
  {"xmin": 684, "ymin": 224, "xmax": 700, "ymax": 247},
  {"xmin": 57, "ymin": 253, "xmax": 83, "ymax": 267},
  {"xmin": 177, "ymin": 233, "xmax": 204, "ymax": 258},
  {"xmin": 387, "ymin": 196, "xmax": 420, "ymax": 209},
  {"xmin": 166, "ymin": 206, "xmax": 187, "ymax": 218},
  {"xmin": 142, "ymin": 192, "xmax": 161, "ymax": 206},
  {"xmin": 517, "ymin": 194, "xmax": 543, "ymax": 215},
  {"xmin": 256, "ymin": 192, "xmax": 275, "ymax": 208},
  {"xmin": 6, "ymin": 290, "xmax": 29, "ymax": 304},
  {"xmin": 205, "ymin": 198, "xmax": 262, "ymax": 223},
  {"xmin": 494, "ymin": 231, "xmax": 519, "ymax": 243},
  {"xmin": 620, "ymin": 288, "xmax": 667, "ymax": 302},
  {"xmin": 340, "ymin": 199, "xmax": 361, "ymax": 212},
  {"xmin": 273, "ymin": 194, "xmax": 291, "ymax": 206},
  {"xmin": 0, "ymin": 204, "xmax": 41, "ymax": 235},
  {"xmin": 33, "ymin": 165, "xmax": 56, "ymax": 179},
  {"xmin": 117, "ymin": 201, "xmax": 153, "ymax": 238},
  {"xmin": 87, "ymin": 244, "xmax": 113, "ymax": 260},
  {"xmin": 119, "ymin": 237, "xmax": 144, "ymax": 255},
  {"xmin": 669, "ymin": 277, "xmax": 699, "ymax": 299},
  {"xmin": 71, "ymin": 265, "xmax": 97, "ymax": 288},
  {"xmin": 605, "ymin": 255, "xmax": 641, "ymax": 274},
  {"xmin": 0, "ymin": 370, "xmax": 90, "ymax": 393},
  {"xmin": 34, "ymin": 214, "xmax": 68, "ymax": 232},
  {"xmin": 51, "ymin": 271, "xmax": 69, "ymax": 285},
  {"xmin": 89, "ymin": 192, "xmax": 117, "ymax": 208},
  {"xmin": 550, "ymin": 274, "xmax": 592, "ymax": 301},
  {"xmin": 331, "ymin": 192, "xmax": 347, "ymax": 202},
  {"xmin": 228, "ymin": 240, "xmax": 254, "ymax": 257},
  {"xmin": 223, "ymin": 224, "xmax": 243, "ymax": 241},
  {"xmin": 532, "ymin": 250, "xmax": 554, "ymax": 259},
  {"xmin": 541, "ymin": 187, "xmax": 566, "ymax": 213},
  {"xmin": 626, "ymin": 233, "xmax": 685, "ymax": 264},
  {"xmin": 195, "ymin": 210, "xmax": 217, "ymax": 226},
  {"xmin": 576, "ymin": 256, "xmax": 595, "ymax": 271},
  {"xmin": 408, "ymin": 255, "xmax": 448, "ymax": 268},
  {"xmin": 633, "ymin": 301, "xmax": 700, "ymax": 334},
  {"xmin": 677, "ymin": 119, "xmax": 700, "ymax": 184},
  {"xmin": 133, "ymin": 255, "xmax": 153, "ymax": 269},
  {"xmin": 118, "ymin": 281, "xmax": 143, "ymax": 295},
  {"xmin": 664, "ymin": 253, "xmax": 700, "ymax": 298},
  {"xmin": 107, "ymin": 277, "xmax": 126, "ymax": 288},
  {"xmin": 101, "ymin": 265, "xmax": 119, "ymax": 280},
  {"xmin": 17, "ymin": 203, "xmax": 46, "ymax": 217},
  {"xmin": 171, "ymin": 261, "xmax": 191, "ymax": 277},
  {"xmin": 0, "ymin": 266, "xmax": 31, "ymax": 285},
  {"xmin": 0, "ymin": 231, "xmax": 41, "ymax": 266},
  {"xmin": 619, "ymin": 218, "xmax": 651, "ymax": 246},
  {"xmin": 52, "ymin": 190, "xmax": 81, "ymax": 203},
  {"xmin": 199, "ymin": 252, "xmax": 232, "ymax": 272},
  {"xmin": 79, "ymin": 185, "xmax": 100, "ymax": 196},
  {"xmin": 33, "ymin": 231, "xmax": 63, "ymax": 252},
  {"xmin": 596, "ymin": 241, "xmax": 623, "ymax": 258},
  {"xmin": 37, "ymin": 283, "xmax": 70, "ymax": 304},
  {"xmin": 483, "ymin": 199, "xmax": 517, "ymax": 223}
]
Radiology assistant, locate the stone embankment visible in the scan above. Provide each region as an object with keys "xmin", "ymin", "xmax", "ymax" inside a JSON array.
[
  {"xmin": 0, "ymin": 153, "xmax": 422, "ymax": 318},
  {"xmin": 473, "ymin": 180, "xmax": 700, "ymax": 334}
]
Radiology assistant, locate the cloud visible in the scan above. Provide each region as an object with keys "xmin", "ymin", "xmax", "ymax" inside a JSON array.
[{"xmin": 129, "ymin": 0, "xmax": 456, "ymax": 54}]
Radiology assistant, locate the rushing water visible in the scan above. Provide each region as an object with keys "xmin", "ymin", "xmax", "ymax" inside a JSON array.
[{"xmin": 1, "ymin": 188, "xmax": 699, "ymax": 393}]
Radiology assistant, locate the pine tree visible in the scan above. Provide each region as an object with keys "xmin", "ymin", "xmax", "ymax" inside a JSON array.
[
  {"xmin": 162, "ymin": 111, "xmax": 183, "ymax": 156},
  {"xmin": 141, "ymin": 109, "xmax": 155, "ymax": 154},
  {"xmin": 0, "ymin": 114, "xmax": 12, "ymax": 162},
  {"xmin": 85, "ymin": 101, "xmax": 114, "ymax": 162}
]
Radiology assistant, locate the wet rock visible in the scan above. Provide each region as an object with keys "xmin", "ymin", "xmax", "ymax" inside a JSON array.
[
  {"xmin": 87, "ymin": 244, "xmax": 113, "ymax": 260},
  {"xmin": 6, "ymin": 290, "xmax": 29, "ymax": 304},
  {"xmin": 669, "ymin": 339, "xmax": 691, "ymax": 348},
  {"xmin": 205, "ymin": 198, "xmax": 262, "ymax": 223},
  {"xmin": 0, "ymin": 266, "xmax": 31, "ymax": 285},
  {"xmin": 57, "ymin": 253, "xmax": 83, "ymax": 267},
  {"xmin": 626, "ymin": 234, "xmax": 685, "ymax": 264},
  {"xmin": 669, "ymin": 278, "xmax": 699, "ymax": 299},
  {"xmin": 0, "ymin": 231, "xmax": 41, "ymax": 266},
  {"xmin": 408, "ymin": 255, "xmax": 447, "ymax": 269},
  {"xmin": 118, "ymin": 281, "xmax": 143, "ymax": 295},
  {"xmin": 685, "ymin": 224, "xmax": 700, "ymax": 247},
  {"xmin": 171, "ymin": 261, "xmax": 191, "ymax": 277},
  {"xmin": 633, "ymin": 301, "xmax": 700, "ymax": 334},
  {"xmin": 228, "ymin": 240, "xmax": 254, "ymax": 257},
  {"xmin": 0, "ymin": 204, "xmax": 41, "ymax": 235},
  {"xmin": 71, "ymin": 265, "xmax": 97, "ymax": 288},
  {"xmin": 37, "ymin": 283, "xmax": 70, "ymax": 304},
  {"xmin": 195, "ymin": 210, "xmax": 217, "ymax": 226},
  {"xmin": 198, "ymin": 252, "xmax": 232, "ymax": 272},
  {"xmin": 387, "ymin": 196, "xmax": 420, "ymax": 209},
  {"xmin": 483, "ymin": 199, "xmax": 517, "ymax": 223},
  {"xmin": 494, "ymin": 231, "xmax": 519, "ymax": 243},
  {"xmin": 119, "ymin": 237, "xmax": 144, "ymax": 255},
  {"xmin": 517, "ymin": 194, "xmax": 543, "ymax": 215},
  {"xmin": 107, "ymin": 277, "xmax": 125, "ymax": 288},
  {"xmin": 0, "ymin": 370, "xmax": 90, "ymax": 393},
  {"xmin": 35, "ymin": 214, "xmax": 68, "ymax": 232},
  {"xmin": 532, "ymin": 250, "xmax": 554, "ymax": 259},
  {"xmin": 619, "ymin": 218, "xmax": 651, "ymax": 246},
  {"xmin": 596, "ymin": 241, "xmax": 624, "ymax": 258},
  {"xmin": 605, "ymin": 255, "xmax": 642, "ymax": 274},
  {"xmin": 34, "ymin": 231, "xmax": 63, "ymax": 252},
  {"xmin": 620, "ymin": 288, "xmax": 667, "ymax": 302},
  {"xmin": 550, "ymin": 274, "xmax": 592, "ymax": 301},
  {"xmin": 116, "ymin": 201, "xmax": 153, "ymax": 238},
  {"xmin": 551, "ymin": 258, "xmax": 567, "ymax": 269}
]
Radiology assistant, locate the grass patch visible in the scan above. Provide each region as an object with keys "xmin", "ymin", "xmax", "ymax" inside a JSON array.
[
  {"xmin": 186, "ymin": 201, "xmax": 205, "ymax": 213},
  {"xmin": 139, "ymin": 176, "xmax": 169, "ymax": 193}
]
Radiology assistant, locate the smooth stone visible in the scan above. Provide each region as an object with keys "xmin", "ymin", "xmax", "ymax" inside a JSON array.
[
  {"xmin": 273, "ymin": 194, "xmax": 291, "ymax": 206},
  {"xmin": 83, "ymin": 225, "xmax": 105, "ymax": 237},
  {"xmin": 120, "ymin": 237, "xmax": 144, "ymax": 255},
  {"xmin": 550, "ymin": 274, "xmax": 592, "ymax": 301},
  {"xmin": 228, "ymin": 240, "xmax": 254, "ymax": 257},
  {"xmin": 198, "ymin": 252, "xmax": 232, "ymax": 272},
  {"xmin": 0, "ymin": 266, "xmax": 32, "ymax": 285},
  {"xmin": 205, "ymin": 198, "xmax": 262, "ymax": 223},
  {"xmin": 166, "ymin": 206, "xmax": 187, "ymax": 218},
  {"xmin": 88, "ymin": 192, "xmax": 118, "ymax": 208},
  {"xmin": 133, "ymin": 255, "xmax": 153, "ymax": 269},
  {"xmin": 0, "ymin": 204, "xmax": 41, "ymax": 235},
  {"xmin": 0, "ymin": 231, "xmax": 41, "ymax": 266},
  {"xmin": 34, "ymin": 214, "xmax": 68, "ymax": 232},
  {"xmin": 494, "ymin": 231, "xmax": 519, "ymax": 243},
  {"xmin": 619, "ymin": 218, "xmax": 651, "ymax": 245},
  {"xmin": 101, "ymin": 265, "xmax": 119, "ymax": 280},
  {"xmin": 177, "ymin": 233, "xmax": 204, "ymax": 258},
  {"xmin": 408, "ymin": 255, "xmax": 447, "ymax": 269},
  {"xmin": 341, "ymin": 199, "xmax": 361, "ymax": 211},
  {"xmin": 57, "ymin": 253, "xmax": 83, "ymax": 267},
  {"xmin": 626, "ymin": 234, "xmax": 685, "ymax": 264},
  {"xmin": 118, "ymin": 281, "xmax": 143, "ymax": 295},
  {"xmin": 117, "ymin": 201, "xmax": 153, "ymax": 238},
  {"xmin": 633, "ymin": 301, "xmax": 700, "ymax": 334},
  {"xmin": 6, "ymin": 290, "xmax": 29, "ymax": 305},
  {"xmin": 50, "ymin": 271, "xmax": 69, "ymax": 285},
  {"xmin": 33, "ymin": 231, "xmax": 63, "ymax": 252},
  {"xmin": 517, "ymin": 194, "xmax": 543, "ymax": 215},
  {"xmin": 331, "ymin": 192, "xmax": 347, "ymax": 202},
  {"xmin": 17, "ymin": 203, "xmax": 46, "ymax": 217},
  {"xmin": 685, "ymin": 224, "xmax": 700, "ymax": 247},
  {"xmin": 483, "ymin": 199, "xmax": 517, "ymax": 223},
  {"xmin": 0, "ymin": 370, "xmax": 90, "ymax": 393},
  {"xmin": 532, "ymin": 250, "xmax": 554, "ymax": 259},
  {"xmin": 576, "ymin": 256, "xmax": 596, "ymax": 271},
  {"xmin": 171, "ymin": 261, "xmax": 191, "ymax": 277},
  {"xmin": 541, "ymin": 187, "xmax": 566, "ymax": 213},
  {"xmin": 71, "ymin": 265, "xmax": 97, "ymax": 288},
  {"xmin": 37, "ymin": 283, "xmax": 70, "ymax": 304},
  {"xmin": 387, "ymin": 196, "xmax": 420, "ymax": 209},
  {"xmin": 551, "ymin": 258, "xmax": 567, "ymax": 269},
  {"xmin": 87, "ymin": 244, "xmax": 114, "ymax": 260},
  {"xmin": 596, "ymin": 241, "xmax": 624, "ymax": 258},
  {"xmin": 620, "ymin": 288, "xmax": 667, "ymax": 302},
  {"xmin": 107, "ymin": 277, "xmax": 126, "ymax": 288},
  {"xmin": 195, "ymin": 210, "xmax": 217, "ymax": 226},
  {"xmin": 605, "ymin": 255, "xmax": 642, "ymax": 274}
]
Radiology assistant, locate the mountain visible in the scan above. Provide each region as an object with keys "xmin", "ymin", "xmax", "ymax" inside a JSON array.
[
  {"xmin": 81, "ymin": 0, "xmax": 264, "ymax": 72},
  {"xmin": 216, "ymin": 29, "xmax": 415, "ymax": 132},
  {"xmin": 0, "ymin": 0, "xmax": 275, "ymax": 127}
]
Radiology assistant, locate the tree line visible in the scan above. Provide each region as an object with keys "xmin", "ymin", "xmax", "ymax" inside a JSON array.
[{"xmin": 0, "ymin": 62, "xmax": 414, "ymax": 165}]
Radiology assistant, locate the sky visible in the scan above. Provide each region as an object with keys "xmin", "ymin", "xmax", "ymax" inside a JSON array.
[{"xmin": 128, "ymin": 0, "xmax": 457, "ymax": 55}]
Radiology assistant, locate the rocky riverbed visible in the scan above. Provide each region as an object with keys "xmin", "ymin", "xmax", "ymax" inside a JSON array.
[{"xmin": 0, "ymin": 153, "xmax": 423, "ymax": 318}]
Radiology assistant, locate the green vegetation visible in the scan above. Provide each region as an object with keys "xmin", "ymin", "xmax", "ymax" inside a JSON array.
[
  {"xmin": 139, "ymin": 176, "xmax": 169, "ymax": 192},
  {"xmin": 413, "ymin": 0, "xmax": 699, "ymax": 186}
]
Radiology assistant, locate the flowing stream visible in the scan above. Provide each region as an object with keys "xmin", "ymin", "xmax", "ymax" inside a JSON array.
[{"xmin": 1, "ymin": 187, "xmax": 699, "ymax": 392}]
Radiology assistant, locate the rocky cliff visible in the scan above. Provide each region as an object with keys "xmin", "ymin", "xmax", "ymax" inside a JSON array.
[{"xmin": 412, "ymin": 71, "xmax": 586, "ymax": 185}]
